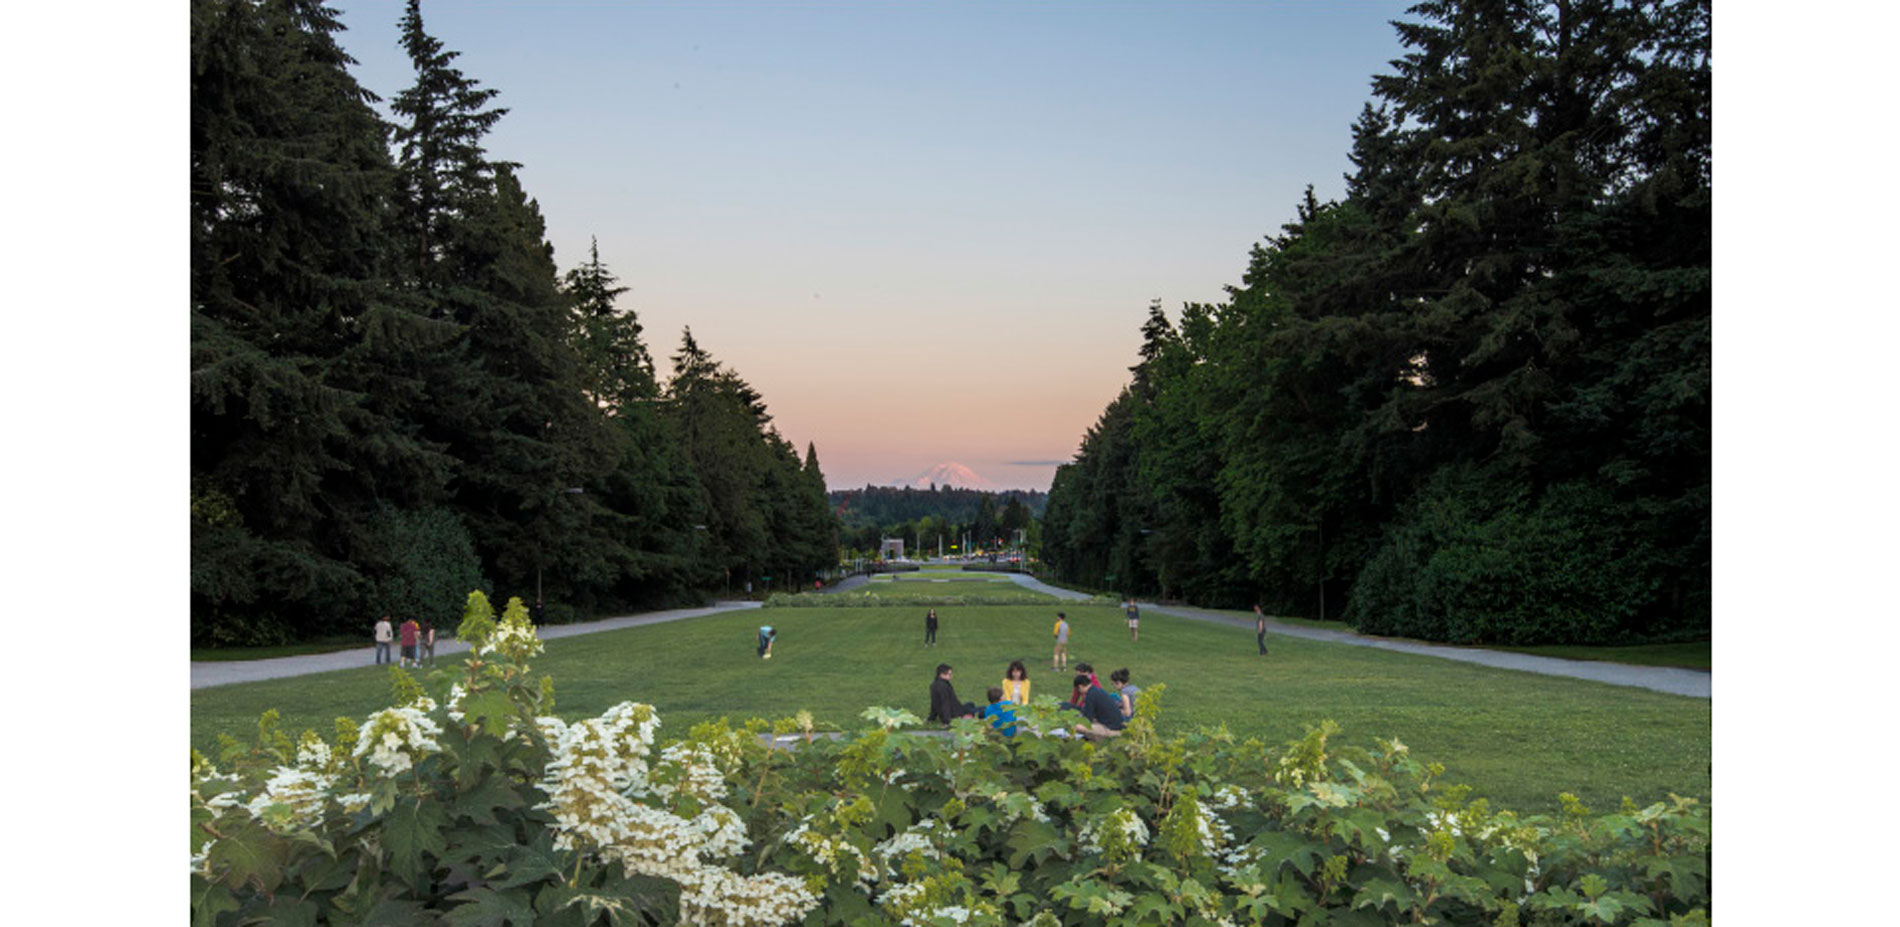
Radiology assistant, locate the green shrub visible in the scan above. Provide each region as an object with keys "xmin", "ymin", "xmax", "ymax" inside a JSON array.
[
  {"xmin": 358, "ymin": 506, "xmax": 488, "ymax": 631},
  {"xmin": 193, "ymin": 601, "xmax": 1710, "ymax": 926},
  {"xmin": 1348, "ymin": 467, "xmax": 1671, "ymax": 645}
]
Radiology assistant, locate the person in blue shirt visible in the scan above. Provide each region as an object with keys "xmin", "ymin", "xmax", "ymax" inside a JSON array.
[
  {"xmin": 981, "ymin": 686, "xmax": 1019, "ymax": 737},
  {"xmin": 757, "ymin": 625, "xmax": 776, "ymax": 659}
]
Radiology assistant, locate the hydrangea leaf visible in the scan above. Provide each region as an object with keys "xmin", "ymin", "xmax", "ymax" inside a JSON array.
[
  {"xmin": 461, "ymin": 690, "xmax": 516, "ymax": 737},
  {"xmin": 207, "ymin": 819, "xmax": 288, "ymax": 893},
  {"xmin": 444, "ymin": 886, "xmax": 537, "ymax": 926},
  {"xmin": 384, "ymin": 799, "xmax": 449, "ymax": 888}
]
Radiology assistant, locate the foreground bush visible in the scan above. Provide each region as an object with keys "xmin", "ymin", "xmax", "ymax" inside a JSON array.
[{"xmin": 192, "ymin": 594, "xmax": 1710, "ymax": 926}]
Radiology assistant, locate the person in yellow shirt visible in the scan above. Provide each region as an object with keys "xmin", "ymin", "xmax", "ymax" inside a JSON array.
[
  {"xmin": 1001, "ymin": 660, "xmax": 1031, "ymax": 705},
  {"xmin": 1051, "ymin": 612, "xmax": 1070, "ymax": 671}
]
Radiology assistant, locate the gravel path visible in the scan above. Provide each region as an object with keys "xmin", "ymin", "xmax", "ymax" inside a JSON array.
[
  {"xmin": 193, "ymin": 575, "xmax": 1706, "ymax": 698},
  {"xmin": 190, "ymin": 601, "xmax": 761, "ymax": 690},
  {"xmin": 995, "ymin": 573, "xmax": 1707, "ymax": 698}
]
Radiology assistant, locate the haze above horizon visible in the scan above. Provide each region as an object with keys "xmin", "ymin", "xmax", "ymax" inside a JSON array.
[{"xmin": 330, "ymin": 0, "xmax": 1410, "ymax": 491}]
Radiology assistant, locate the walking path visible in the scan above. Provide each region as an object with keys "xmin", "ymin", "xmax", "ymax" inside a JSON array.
[
  {"xmin": 189, "ymin": 601, "xmax": 761, "ymax": 690},
  {"xmin": 193, "ymin": 574, "xmax": 1706, "ymax": 699},
  {"xmin": 994, "ymin": 572, "xmax": 1709, "ymax": 699}
]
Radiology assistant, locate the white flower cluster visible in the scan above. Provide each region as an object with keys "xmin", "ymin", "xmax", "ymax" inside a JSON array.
[
  {"xmin": 447, "ymin": 684, "xmax": 467, "ymax": 723},
  {"xmin": 991, "ymin": 790, "xmax": 1052, "ymax": 825},
  {"xmin": 1208, "ymin": 784, "xmax": 1250, "ymax": 812},
  {"xmin": 538, "ymin": 701, "xmax": 817, "ymax": 927},
  {"xmin": 652, "ymin": 743, "xmax": 730, "ymax": 805},
  {"xmin": 244, "ymin": 765, "xmax": 336, "ymax": 830},
  {"xmin": 676, "ymin": 866, "xmax": 818, "ymax": 927},
  {"xmin": 295, "ymin": 738, "xmax": 333, "ymax": 770},
  {"xmin": 873, "ymin": 819, "xmax": 945, "ymax": 874},
  {"xmin": 479, "ymin": 611, "xmax": 544, "ymax": 661},
  {"xmin": 783, "ymin": 818, "xmax": 879, "ymax": 891},
  {"xmin": 352, "ymin": 706, "xmax": 443, "ymax": 776},
  {"xmin": 1186, "ymin": 800, "xmax": 1235, "ymax": 856},
  {"xmin": 1079, "ymin": 807, "xmax": 1150, "ymax": 857}
]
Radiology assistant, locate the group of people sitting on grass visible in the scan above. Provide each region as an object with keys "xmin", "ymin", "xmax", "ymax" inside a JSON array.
[{"xmin": 927, "ymin": 659, "xmax": 1139, "ymax": 739}]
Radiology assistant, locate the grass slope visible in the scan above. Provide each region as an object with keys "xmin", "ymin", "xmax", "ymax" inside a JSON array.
[{"xmin": 191, "ymin": 603, "xmax": 1709, "ymax": 814}]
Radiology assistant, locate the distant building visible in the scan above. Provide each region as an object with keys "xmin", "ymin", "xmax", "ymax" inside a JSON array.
[{"xmin": 879, "ymin": 538, "xmax": 905, "ymax": 560}]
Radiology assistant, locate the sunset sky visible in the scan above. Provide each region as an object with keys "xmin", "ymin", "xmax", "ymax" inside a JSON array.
[{"xmin": 327, "ymin": 0, "xmax": 1411, "ymax": 490}]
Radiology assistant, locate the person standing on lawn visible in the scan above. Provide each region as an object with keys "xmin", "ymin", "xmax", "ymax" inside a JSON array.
[
  {"xmin": 758, "ymin": 625, "xmax": 776, "ymax": 659},
  {"xmin": 1255, "ymin": 604, "xmax": 1269, "ymax": 656},
  {"xmin": 373, "ymin": 615, "xmax": 393, "ymax": 665},
  {"xmin": 399, "ymin": 617, "xmax": 420, "ymax": 668},
  {"xmin": 1124, "ymin": 597, "xmax": 1140, "ymax": 642},
  {"xmin": 924, "ymin": 608, "xmax": 939, "ymax": 647},
  {"xmin": 1051, "ymin": 612, "xmax": 1070, "ymax": 671}
]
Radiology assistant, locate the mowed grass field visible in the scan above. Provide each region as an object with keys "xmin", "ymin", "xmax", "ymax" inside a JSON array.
[{"xmin": 191, "ymin": 600, "xmax": 1710, "ymax": 814}]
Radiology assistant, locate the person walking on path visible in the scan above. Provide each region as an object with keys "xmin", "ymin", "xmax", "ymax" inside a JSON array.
[
  {"xmin": 421, "ymin": 619, "xmax": 436, "ymax": 665},
  {"xmin": 1001, "ymin": 660, "xmax": 1031, "ymax": 705},
  {"xmin": 398, "ymin": 617, "xmax": 420, "ymax": 668},
  {"xmin": 924, "ymin": 608, "xmax": 939, "ymax": 647},
  {"xmin": 1124, "ymin": 597, "xmax": 1140, "ymax": 642},
  {"xmin": 1051, "ymin": 612, "xmax": 1070, "ymax": 671},
  {"xmin": 1254, "ymin": 604, "xmax": 1269, "ymax": 656},
  {"xmin": 373, "ymin": 615, "xmax": 393, "ymax": 665}
]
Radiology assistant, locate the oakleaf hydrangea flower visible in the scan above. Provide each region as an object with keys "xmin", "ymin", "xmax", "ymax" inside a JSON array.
[
  {"xmin": 539, "ymin": 701, "xmax": 817, "ymax": 927},
  {"xmin": 352, "ymin": 706, "xmax": 443, "ymax": 775},
  {"xmin": 245, "ymin": 765, "xmax": 335, "ymax": 830},
  {"xmin": 1079, "ymin": 807, "xmax": 1150, "ymax": 861}
]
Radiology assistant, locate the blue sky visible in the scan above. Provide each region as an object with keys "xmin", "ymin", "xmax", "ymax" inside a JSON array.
[{"xmin": 328, "ymin": 1, "xmax": 1412, "ymax": 489}]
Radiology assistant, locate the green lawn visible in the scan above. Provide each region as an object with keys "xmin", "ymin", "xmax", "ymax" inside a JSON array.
[{"xmin": 191, "ymin": 602, "xmax": 1710, "ymax": 815}]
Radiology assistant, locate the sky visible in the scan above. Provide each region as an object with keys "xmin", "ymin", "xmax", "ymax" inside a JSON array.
[{"xmin": 326, "ymin": 0, "xmax": 1413, "ymax": 491}]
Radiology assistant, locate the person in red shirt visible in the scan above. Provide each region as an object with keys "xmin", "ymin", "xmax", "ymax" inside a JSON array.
[{"xmin": 399, "ymin": 617, "xmax": 420, "ymax": 668}]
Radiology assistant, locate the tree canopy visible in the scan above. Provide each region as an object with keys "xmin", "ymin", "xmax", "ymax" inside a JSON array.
[
  {"xmin": 190, "ymin": 0, "xmax": 839, "ymax": 643},
  {"xmin": 1041, "ymin": 0, "xmax": 1710, "ymax": 645}
]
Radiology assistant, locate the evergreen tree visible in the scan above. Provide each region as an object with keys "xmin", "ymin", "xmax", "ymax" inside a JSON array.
[
  {"xmin": 192, "ymin": 0, "xmax": 456, "ymax": 641},
  {"xmin": 387, "ymin": 0, "xmax": 619, "ymax": 610}
]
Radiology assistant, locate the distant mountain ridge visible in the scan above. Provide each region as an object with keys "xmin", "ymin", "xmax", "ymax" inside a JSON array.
[{"xmin": 901, "ymin": 462, "xmax": 995, "ymax": 491}]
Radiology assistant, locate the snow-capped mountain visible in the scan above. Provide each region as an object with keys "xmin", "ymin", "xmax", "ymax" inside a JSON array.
[{"xmin": 901, "ymin": 462, "xmax": 998, "ymax": 491}]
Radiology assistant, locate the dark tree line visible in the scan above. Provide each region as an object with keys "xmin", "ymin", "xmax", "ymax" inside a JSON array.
[
  {"xmin": 829, "ymin": 486, "xmax": 1045, "ymax": 560},
  {"xmin": 191, "ymin": 0, "xmax": 837, "ymax": 645},
  {"xmin": 1043, "ymin": 0, "xmax": 1709, "ymax": 645}
]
